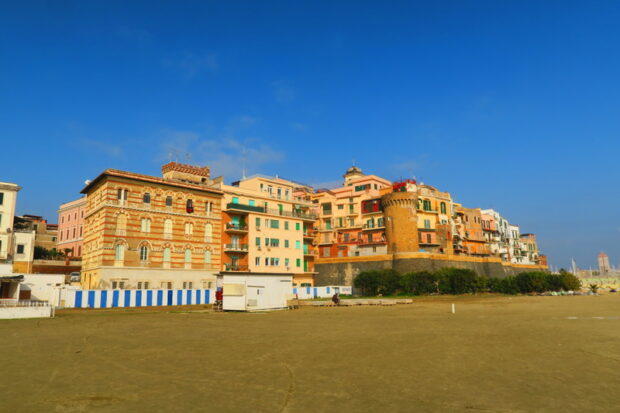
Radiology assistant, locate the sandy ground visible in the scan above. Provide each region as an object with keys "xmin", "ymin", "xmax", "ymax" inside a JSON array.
[{"xmin": 1, "ymin": 294, "xmax": 619, "ymax": 413}]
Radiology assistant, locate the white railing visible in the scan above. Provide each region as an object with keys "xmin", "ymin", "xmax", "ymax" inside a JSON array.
[{"xmin": 0, "ymin": 299, "xmax": 51, "ymax": 307}]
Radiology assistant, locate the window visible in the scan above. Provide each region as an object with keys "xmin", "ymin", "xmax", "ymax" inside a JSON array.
[
  {"xmin": 140, "ymin": 245, "xmax": 149, "ymax": 261},
  {"xmin": 184, "ymin": 249, "xmax": 192, "ymax": 263},
  {"xmin": 140, "ymin": 218, "xmax": 151, "ymax": 233},
  {"xmin": 204, "ymin": 223, "xmax": 213, "ymax": 241},
  {"xmin": 17, "ymin": 244, "xmax": 25, "ymax": 254},
  {"xmin": 73, "ymin": 228, "xmax": 76, "ymax": 238},
  {"xmin": 115, "ymin": 244, "xmax": 124, "ymax": 261},
  {"xmin": 232, "ymin": 196, "xmax": 239, "ymax": 204},
  {"xmin": 137, "ymin": 281, "xmax": 149, "ymax": 290},
  {"xmin": 255, "ymin": 237, "xmax": 261, "ymax": 246},
  {"xmin": 143, "ymin": 193, "xmax": 151, "ymax": 204},
  {"xmin": 270, "ymin": 238, "xmax": 280, "ymax": 247},
  {"xmin": 424, "ymin": 219, "xmax": 431, "ymax": 229},
  {"xmin": 166, "ymin": 196, "xmax": 173, "ymax": 207},
  {"xmin": 284, "ymin": 221, "xmax": 289, "ymax": 230},
  {"xmin": 112, "ymin": 280, "xmax": 125, "ymax": 290},
  {"xmin": 255, "ymin": 217, "xmax": 260, "ymax": 228},
  {"xmin": 423, "ymin": 200, "xmax": 432, "ymax": 211},
  {"xmin": 185, "ymin": 222, "xmax": 193, "ymax": 235},
  {"xmin": 343, "ymin": 233, "xmax": 350, "ymax": 242},
  {"xmin": 79, "ymin": 226, "xmax": 82, "ymax": 237},
  {"xmin": 337, "ymin": 205, "xmax": 344, "ymax": 210},
  {"xmin": 264, "ymin": 257, "xmax": 269, "ymax": 266},
  {"xmin": 164, "ymin": 219, "xmax": 173, "ymax": 235},
  {"xmin": 255, "ymin": 257, "xmax": 260, "ymax": 266},
  {"xmin": 295, "ymin": 240, "xmax": 301, "ymax": 249},
  {"xmin": 186, "ymin": 199, "xmax": 194, "ymax": 213},
  {"xmin": 270, "ymin": 219, "xmax": 279, "ymax": 229},
  {"xmin": 249, "ymin": 200, "xmax": 255, "ymax": 206},
  {"xmin": 295, "ymin": 222, "xmax": 301, "ymax": 231},
  {"xmin": 427, "ymin": 234, "xmax": 432, "ymax": 244},
  {"xmin": 0, "ymin": 192, "xmax": 3, "ymax": 205},
  {"xmin": 183, "ymin": 281, "xmax": 193, "ymax": 289},
  {"xmin": 204, "ymin": 250, "xmax": 212, "ymax": 264},
  {"xmin": 163, "ymin": 247, "xmax": 171, "ymax": 262},
  {"xmin": 322, "ymin": 203, "xmax": 332, "ymax": 215},
  {"xmin": 205, "ymin": 201, "xmax": 213, "ymax": 213},
  {"xmin": 284, "ymin": 240, "xmax": 289, "ymax": 248},
  {"xmin": 285, "ymin": 258, "xmax": 290, "ymax": 267},
  {"xmin": 296, "ymin": 258, "xmax": 301, "ymax": 267},
  {"xmin": 161, "ymin": 281, "xmax": 173, "ymax": 289}
]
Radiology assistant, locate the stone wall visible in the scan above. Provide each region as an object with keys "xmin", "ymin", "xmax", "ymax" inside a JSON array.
[{"xmin": 314, "ymin": 254, "xmax": 547, "ymax": 286}]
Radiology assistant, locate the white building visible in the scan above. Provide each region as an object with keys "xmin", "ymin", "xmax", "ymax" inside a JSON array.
[
  {"xmin": 0, "ymin": 182, "xmax": 21, "ymax": 272},
  {"xmin": 481, "ymin": 209, "xmax": 510, "ymax": 261},
  {"xmin": 221, "ymin": 273, "xmax": 293, "ymax": 311}
]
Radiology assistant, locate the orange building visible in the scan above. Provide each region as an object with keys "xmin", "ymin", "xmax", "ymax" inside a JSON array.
[{"xmin": 80, "ymin": 163, "xmax": 223, "ymax": 290}]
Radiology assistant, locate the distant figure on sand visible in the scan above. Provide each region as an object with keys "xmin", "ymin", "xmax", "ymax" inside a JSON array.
[{"xmin": 332, "ymin": 292, "xmax": 340, "ymax": 305}]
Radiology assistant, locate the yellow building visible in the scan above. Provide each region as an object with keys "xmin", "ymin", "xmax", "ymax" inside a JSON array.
[
  {"xmin": 216, "ymin": 175, "xmax": 317, "ymax": 287},
  {"xmin": 416, "ymin": 184, "xmax": 454, "ymax": 253},
  {"xmin": 80, "ymin": 163, "xmax": 223, "ymax": 290}
]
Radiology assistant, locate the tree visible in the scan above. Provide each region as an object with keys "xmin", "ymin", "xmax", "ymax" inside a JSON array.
[{"xmin": 377, "ymin": 269, "xmax": 401, "ymax": 296}]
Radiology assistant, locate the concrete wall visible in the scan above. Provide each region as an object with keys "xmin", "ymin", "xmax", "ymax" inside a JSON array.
[
  {"xmin": 314, "ymin": 254, "xmax": 548, "ymax": 286},
  {"xmin": 0, "ymin": 306, "xmax": 52, "ymax": 319}
]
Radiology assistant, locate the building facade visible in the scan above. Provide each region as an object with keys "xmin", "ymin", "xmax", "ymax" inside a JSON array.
[
  {"xmin": 0, "ymin": 182, "xmax": 21, "ymax": 271},
  {"xmin": 216, "ymin": 175, "xmax": 317, "ymax": 287},
  {"xmin": 312, "ymin": 166, "xmax": 392, "ymax": 259},
  {"xmin": 57, "ymin": 197, "xmax": 87, "ymax": 258},
  {"xmin": 80, "ymin": 163, "xmax": 223, "ymax": 289}
]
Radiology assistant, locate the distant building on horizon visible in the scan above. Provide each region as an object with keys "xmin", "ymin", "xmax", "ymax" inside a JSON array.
[{"xmin": 598, "ymin": 252, "xmax": 611, "ymax": 274}]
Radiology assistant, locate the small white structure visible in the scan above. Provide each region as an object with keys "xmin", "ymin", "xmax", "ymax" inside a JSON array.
[
  {"xmin": 0, "ymin": 275, "xmax": 53, "ymax": 319},
  {"xmin": 221, "ymin": 273, "xmax": 293, "ymax": 311}
]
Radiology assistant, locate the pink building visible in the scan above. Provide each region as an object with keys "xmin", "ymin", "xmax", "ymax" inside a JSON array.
[{"xmin": 57, "ymin": 197, "xmax": 87, "ymax": 258}]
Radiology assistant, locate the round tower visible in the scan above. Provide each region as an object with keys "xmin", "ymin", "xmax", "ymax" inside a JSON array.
[{"xmin": 381, "ymin": 188, "xmax": 419, "ymax": 256}]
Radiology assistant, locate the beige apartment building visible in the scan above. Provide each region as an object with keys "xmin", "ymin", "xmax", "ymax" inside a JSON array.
[
  {"xmin": 80, "ymin": 163, "xmax": 223, "ymax": 289},
  {"xmin": 216, "ymin": 175, "xmax": 317, "ymax": 287}
]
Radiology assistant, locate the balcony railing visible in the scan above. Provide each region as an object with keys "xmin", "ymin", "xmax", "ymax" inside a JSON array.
[
  {"xmin": 224, "ymin": 244, "xmax": 249, "ymax": 252},
  {"xmin": 226, "ymin": 203, "xmax": 265, "ymax": 213},
  {"xmin": 358, "ymin": 238, "xmax": 386, "ymax": 245},
  {"xmin": 362, "ymin": 223, "xmax": 385, "ymax": 230},
  {"xmin": 225, "ymin": 223, "xmax": 248, "ymax": 231},
  {"xmin": 224, "ymin": 263, "xmax": 249, "ymax": 272}
]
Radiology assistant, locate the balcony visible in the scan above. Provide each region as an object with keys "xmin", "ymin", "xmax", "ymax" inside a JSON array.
[
  {"xmin": 226, "ymin": 203, "xmax": 265, "ymax": 214},
  {"xmin": 224, "ymin": 263, "xmax": 249, "ymax": 272},
  {"xmin": 225, "ymin": 222, "xmax": 248, "ymax": 232},
  {"xmin": 224, "ymin": 244, "xmax": 249, "ymax": 253},
  {"xmin": 358, "ymin": 238, "xmax": 387, "ymax": 246},
  {"xmin": 303, "ymin": 232, "xmax": 314, "ymax": 239},
  {"xmin": 362, "ymin": 223, "xmax": 385, "ymax": 231},
  {"xmin": 303, "ymin": 250, "xmax": 317, "ymax": 257}
]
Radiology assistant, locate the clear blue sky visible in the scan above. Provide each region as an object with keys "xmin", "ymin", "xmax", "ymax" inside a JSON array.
[{"xmin": 2, "ymin": 1, "xmax": 619, "ymax": 269}]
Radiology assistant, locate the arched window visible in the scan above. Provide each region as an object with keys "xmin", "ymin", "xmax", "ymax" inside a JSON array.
[
  {"xmin": 115, "ymin": 244, "xmax": 124, "ymax": 261},
  {"xmin": 140, "ymin": 218, "xmax": 151, "ymax": 232},
  {"xmin": 163, "ymin": 247, "xmax": 171, "ymax": 262},
  {"xmin": 140, "ymin": 245, "xmax": 149, "ymax": 261},
  {"xmin": 165, "ymin": 196, "xmax": 173, "ymax": 207},
  {"xmin": 423, "ymin": 200, "xmax": 432, "ymax": 211},
  {"xmin": 204, "ymin": 249, "xmax": 212, "ymax": 265},
  {"xmin": 116, "ymin": 213, "xmax": 127, "ymax": 230},
  {"xmin": 205, "ymin": 201, "xmax": 212, "ymax": 214},
  {"xmin": 184, "ymin": 222, "xmax": 193, "ymax": 235},
  {"xmin": 204, "ymin": 223, "xmax": 213, "ymax": 241},
  {"xmin": 143, "ymin": 193, "xmax": 151, "ymax": 204},
  {"xmin": 164, "ymin": 219, "xmax": 173, "ymax": 234},
  {"xmin": 186, "ymin": 199, "xmax": 194, "ymax": 213},
  {"xmin": 184, "ymin": 248, "xmax": 192, "ymax": 263}
]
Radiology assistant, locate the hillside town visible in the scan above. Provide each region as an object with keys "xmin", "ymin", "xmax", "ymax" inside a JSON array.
[{"xmin": 1, "ymin": 163, "xmax": 548, "ymax": 297}]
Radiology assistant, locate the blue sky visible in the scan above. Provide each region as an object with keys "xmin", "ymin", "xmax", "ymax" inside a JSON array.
[{"xmin": 1, "ymin": 1, "xmax": 619, "ymax": 269}]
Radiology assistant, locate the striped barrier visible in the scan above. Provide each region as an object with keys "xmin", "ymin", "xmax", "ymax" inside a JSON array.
[
  {"xmin": 66, "ymin": 289, "xmax": 212, "ymax": 309},
  {"xmin": 292, "ymin": 286, "xmax": 352, "ymax": 299}
]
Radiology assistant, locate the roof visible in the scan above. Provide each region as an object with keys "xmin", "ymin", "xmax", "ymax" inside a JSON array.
[
  {"xmin": 81, "ymin": 169, "xmax": 223, "ymax": 196},
  {"xmin": 0, "ymin": 275, "xmax": 24, "ymax": 282}
]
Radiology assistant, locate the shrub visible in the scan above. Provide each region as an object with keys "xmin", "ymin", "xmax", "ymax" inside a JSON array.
[
  {"xmin": 515, "ymin": 272, "xmax": 548, "ymax": 293},
  {"xmin": 401, "ymin": 271, "xmax": 439, "ymax": 295},
  {"xmin": 437, "ymin": 268, "xmax": 480, "ymax": 294},
  {"xmin": 377, "ymin": 269, "xmax": 402, "ymax": 296},
  {"xmin": 487, "ymin": 276, "xmax": 520, "ymax": 294},
  {"xmin": 353, "ymin": 270, "xmax": 381, "ymax": 296},
  {"xmin": 558, "ymin": 270, "xmax": 581, "ymax": 291}
]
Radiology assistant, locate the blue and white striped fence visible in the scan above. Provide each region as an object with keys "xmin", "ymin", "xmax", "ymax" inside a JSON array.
[
  {"xmin": 293, "ymin": 286, "xmax": 352, "ymax": 299},
  {"xmin": 66, "ymin": 289, "xmax": 213, "ymax": 309},
  {"xmin": 62, "ymin": 286, "xmax": 352, "ymax": 309}
]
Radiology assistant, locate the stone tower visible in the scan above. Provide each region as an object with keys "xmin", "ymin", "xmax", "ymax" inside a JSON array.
[
  {"xmin": 381, "ymin": 184, "xmax": 419, "ymax": 256},
  {"xmin": 598, "ymin": 252, "xmax": 610, "ymax": 274}
]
